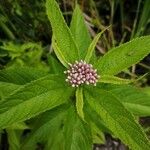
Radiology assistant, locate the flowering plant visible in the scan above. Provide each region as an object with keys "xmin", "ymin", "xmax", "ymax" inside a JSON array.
[{"xmin": 0, "ymin": 0, "xmax": 150, "ymax": 149}]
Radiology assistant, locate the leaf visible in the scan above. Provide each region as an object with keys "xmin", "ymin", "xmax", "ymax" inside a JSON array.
[
  {"xmin": 0, "ymin": 82, "xmax": 20, "ymax": 100},
  {"xmin": 96, "ymin": 36, "xmax": 150, "ymax": 75},
  {"xmin": 7, "ymin": 122, "xmax": 29, "ymax": 130},
  {"xmin": 52, "ymin": 38, "xmax": 69, "ymax": 68},
  {"xmin": 48, "ymin": 54, "xmax": 65, "ymax": 74},
  {"xmin": 64, "ymin": 107, "xmax": 92, "ymax": 150},
  {"xmin": 70, "ymin": 4, "xmax": 91, "ymax": 58},
  {"xmin": 7, "ymin": 129, "xmax": 21, "ymax": 150},
  {"xmin": 84, "ymin": 101, "xmax": 110, "ymax": 133},
  {"xmin": 0, "ymin": 67, "xmax": 48, "ymax": 85},
  {"xmin": 75, "ymin": 87, "xmax": 84, "ymax": 120},
  {"xmin": 102, "ymin": 84, "xmax": 150, "ymax": 116},
  {"xmin": 84, "ymin": 87, "xmax": 150, "ymax": 150},
  {"xmin": 22, "ymin": 104, "xmax": 68, "ymax": 150},
  {"xmin": 143, "ymin": 87, "xmax": 150, "ymax": 96},
  {"xmin": 99, "ymin": 75, "xmax": 131, "ymax": 84},
  {"xmin": 0, "ymin": 75, "xmax": 74, "ymax": 129},
  {"xmin": 85, "ymin": 27, "xmax": 109, "ymax": 63},
  {"xmin": 46, "ymin": 0, "xmax": 79, "ymax": 63}
]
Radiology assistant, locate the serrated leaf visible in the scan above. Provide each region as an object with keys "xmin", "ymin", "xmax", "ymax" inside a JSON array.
[
  {"xmin": 52, "ymin": 38, "xmax": 69, "ymax": 68},
  {"xmin": 99, "ymin": 75, "xmax": 131, "ymax": 84},
  {"xmin": 85, "ymin": 27, "xmax": 108, "ymax": 63},
  {"xmin": 0, "ymin": 75, "xmax": 74, "ymax": 129},
  {"xmin": 22, "ymin": 104, "xmax": 68, "ymax": 150},
  {"xmin": 103, "ymin": 84, "xmax": 150, "ymax": 116},
  {"xmin": 84, "ymin": 87, "xmax": 150, "ymax": 150},
  {"xmin": 75, "ymin": 87, "xmax": 84, "ymax": 120},
  {"xmin": 70, "ymin": 4, "xmax": 91, "ymax": 58},
  {"xmin": 96, "ymin": 36, "xmax": 150, "ymax": 75},
  {"xmin": 0, "ymin": 67, "xmax": 48, "ymax": 85},
  {"xmin": 64, "ymin": 107, "xmax": 92, "ymax": 150},
  {"xmin": 84, "ymin": 101, "xmax": 111, "ymax": 134},
  {"xmin": 46, "ymin": 0, "xmax": 79, "ymax": 63}
]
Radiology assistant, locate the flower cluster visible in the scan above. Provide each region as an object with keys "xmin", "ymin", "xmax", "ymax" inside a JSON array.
[{"xmin": 64, "ymin": 60, "xmax": 100, "ymax": 87}]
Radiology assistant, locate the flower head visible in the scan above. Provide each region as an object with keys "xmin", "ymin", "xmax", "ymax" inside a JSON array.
[{"xmin": 64, "ymin": 60, "xmax": 100, "ymax": 87}]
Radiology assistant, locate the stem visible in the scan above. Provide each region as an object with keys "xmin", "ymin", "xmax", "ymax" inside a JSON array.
[{"xmin": 130, "ymin": 0, "xmax": 142, "ymax": 39}]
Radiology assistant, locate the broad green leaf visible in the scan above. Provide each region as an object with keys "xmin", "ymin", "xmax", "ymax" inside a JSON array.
[
  {"xmin": 102, "ymin": 84, "xmax": 150, "ymax": 116},
  {"xmin": 0, "ymin": 67, "xmax": 48, "ymax": 85},
  {"xmin": 75, "ymin": 87, "xmax": 84, "ymax": 120},
  {"xmin": 90, "ymin": 122, "xmax": 105, "ymax": 144},
  {"xmin": 96, "ymin": 36, "xmax": 150, "ymax": 75},
  {"xmin": 52, "ymin": 38, "xmax": 69, "ymax": 68},
  {"xmin": 46, "ymin": 0, "xmax": 79, "ymax": 63},
  {"xmin": 70, "ymin": 4, "xmax": 91, "ymax": 58},
  {"xmin": 84, "ymin": 87, "xmax": 150, "ymax": 150},
  {"xmin": 0, "ymin": 75, "xmax": 74, "ymax": 129},
  {"xmin": 22, "ymin": 104, "xmax": 68, "ymax": 150},
  {"xmin": 0, "ymin": 82, "xmax": 20, "ymax": 100},
  {"xmin": 143, "ymin": 87, "xmax": 150, "ymax": 96},
  {"xmin": 99, "ymin": 75, "xmax": 131, "ymax": 84},
  {"xmin": 84, "ymin": 101, "xmax": 110, "ymax": 133},
  {"xmin": 85, "ymin": 27, "xmax": 108, "ymax": 63},
  {"xmin": 64, "ymin": 107, "xmax": 92, "ymax": 150}
]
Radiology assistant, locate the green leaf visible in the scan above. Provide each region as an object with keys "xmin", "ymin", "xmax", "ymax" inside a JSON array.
[
  {"xmin": 64, "ymin": 107, "xmax": 92, "ymax": 150},
  {"xmin": 143, "ymin": 87, "xmax": 150, "ymax": 96},
  {"xmin": 70, "ymin": 4, "xmax": 91, "ymax": 58},
  {"xmin": 52, "ymin": 38, "xmax": 69, "ymax": 68},
  {"xmin": 75, "ymin": 87, "xmax": 84, "ymax": 120},
  {"xmin": 84, "ymin": 87, "xmax": 150, "ymax": 150},
  {"xmin": 0, "ymin": 75, "xmax": 74, "ymax": 129},
  {"xmin": 84, "ymin": 101, "xmax": 110, "ymax": 133},
  {"xmin": 85, "ymin": 27, "xmax": 108, "ymax": 63},
  {"xmin": 7, "ymin": 129, "xmax": 21, "ymax": 150},
  {"xmin": 103, "ymin": 84, "xmax": 150, "ymax": 116},
  {"xmin": 48, "ymin": 54, "xmax": 65, "ymax": 74},
  {"xmin": 0, "ymin": 67, "xmax": 48, "ymax": 85},
  {"xmin": 7, "ymin": 122, "xmax": 29, "ymax": 130},
  {"xmin": 46, "ymin": 0, "xmax": 79, "ymax": 63},
  {"xmin": 99, "ymin": 75, "xmax": 131, "ymax": 84},
  {"xmin": 0, "ymin": 82, "xmax": 20, "ymax": 100},
  {"xmin": 96, "ymin": 36, "xmax": 150, "ymax": 75},
  {"xmin": 22, "ymin": 104, "xmax": 68, "ymax": 150}
]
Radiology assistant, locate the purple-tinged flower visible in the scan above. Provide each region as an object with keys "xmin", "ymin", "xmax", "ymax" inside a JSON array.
[{"xmin": 64, "ymin": 60, "xmax": 100, "ymax": 87}]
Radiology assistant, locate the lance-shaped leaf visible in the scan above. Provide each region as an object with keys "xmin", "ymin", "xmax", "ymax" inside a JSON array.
[
  {"xmin": 64, "ymin": 107, "xmax": 92, "ymax": 150},
  {"xmin": 22, "ymin": 104, "xmax": 68, "ymax": 150},
  {"xmin": 96, "ymin": 36, "xmax": 150, "ymax": 75},
  {"xmin": 0, "ymin": 82, "xmax": 20, "ymax": 100},
  {"xmin": 70, "ymin": 4, "xmax": 91, "ymax": 58},
  {"xmin": 75, "ymin": 87, "xmax": 84, "ymax": 120},
  {"xmin": 0, "ymin": 67, "xmax": 48, "ymax": 85},
  {"xmin": 103, "ymin": 84, "xmax": 150, "ymax": 116},
  {"xmin": 85, "ymin": 27, "xmax": 109, "ymax": 63},
  {"xmin": 0, "ymin": 75, "xmax": 74, "ymax": 129},
  {"xmin": 52, "ymin": 38, "xmax": 69, "ymax": 68},
  {"xmin": 7, "ymin": 129, "xmax": 21, "ymax": 150},
  {"xmin": 84, "ymin": 87, "xmax": 150, "ymax": 150},
  {"xmin": 46, "ymin": 0, "xmax": 79, "ymax": 63},
  {"xmin": 99, "ymin": 75, "xmax": 131, "ymax": 85}
]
